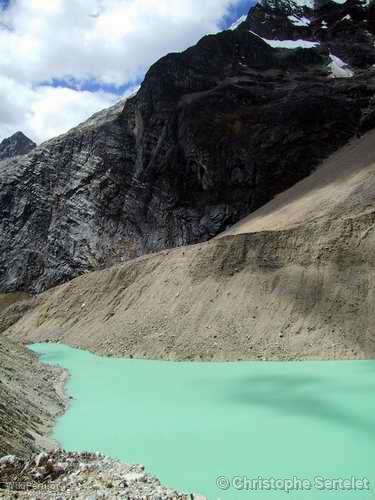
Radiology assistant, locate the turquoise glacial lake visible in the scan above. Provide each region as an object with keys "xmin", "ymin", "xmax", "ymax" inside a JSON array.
[{"xmin": 30, "ymin": 343, "xmax": 375, "ymax": 500}]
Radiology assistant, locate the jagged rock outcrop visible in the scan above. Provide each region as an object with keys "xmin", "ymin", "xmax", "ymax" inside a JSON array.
[
  {"xmin": 0, "ymin": 132, "xmax": 36, "ymax": 161},
  {"xmin": 1, "ymin": 0, "xmax": 375, "ymax": 292}
]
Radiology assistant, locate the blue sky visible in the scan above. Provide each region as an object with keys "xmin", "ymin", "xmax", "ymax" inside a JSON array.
[{"xmin": 0, "ymin": 0, "xmax": 255, "ymax": 141}]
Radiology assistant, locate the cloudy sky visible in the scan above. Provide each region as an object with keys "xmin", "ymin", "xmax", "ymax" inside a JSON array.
[{"xmin": 0, "ymin": 0, "xmax": 251, "ymax": 144}]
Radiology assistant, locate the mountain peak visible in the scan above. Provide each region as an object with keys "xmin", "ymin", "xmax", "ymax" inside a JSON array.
[
  {"xmin": 0, "ymin": 131, "xmax": 36, "ymax": 161},
  {"xmin": 239, "ymin": 0, "xmax": 375, "ymax": 69}
]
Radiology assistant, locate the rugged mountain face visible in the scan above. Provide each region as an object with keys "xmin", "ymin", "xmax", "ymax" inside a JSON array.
[
  {"xmin": 242, "ymin": 0, "xmax": 375, "ymax": 69},
  {"xmin": 244, "ymin": 0, "xmax": 375, "ymax": 68},
  {"xmin": 1, "ymin": 0, "xmax": 375, "ymax": 292},
  {"xmin": 5, "ymin": 129, "xmax": 375, "ymax": 362},
  {"xmin": 0, "ymin": 131, "xmax": 36, "ymax": 161}
]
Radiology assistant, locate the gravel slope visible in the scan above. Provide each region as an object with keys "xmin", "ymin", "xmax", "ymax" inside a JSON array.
[
  {"xmin": 220, "ymin": 129, "xmax": 375, "ymax": 236},
  {"xmin": 0, "ymin": 335, "xmax": 65, "ymax": 457},
  {"xmin": 3, "ymin": 209, "xmax": 375, "ymax": 362}
]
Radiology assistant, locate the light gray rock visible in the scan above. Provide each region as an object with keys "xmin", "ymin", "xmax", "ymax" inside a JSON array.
[
  {"xmin": 0, "ymin": 131, "xmax": 35, "ymax": 161},
  {"xmin": 0, "ymin": 449, "xmax": 206, "ymax": 499},
  {"xmin": 35, "ymin": 451, "xmax": 48, "ymax": 467},
  {"xmin": 0, "ymin": 455, "xmax": 17, "ymax": 467}
]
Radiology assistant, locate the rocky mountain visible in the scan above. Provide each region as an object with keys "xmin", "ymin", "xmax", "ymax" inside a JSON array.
[
  {"xmin": 1, "ymin": 0, "xmax": 375, "ymax": 292},
  {"xmin": 0, "ymin": 131, "xmax": 36, "ymax": 161},
  {"xmin": 244, "ymin": 0, "xmax": 375, "ymax": 68},
  {"xmin": 5, "ymin": 128, "xmax": 375, "ymax": 362}
]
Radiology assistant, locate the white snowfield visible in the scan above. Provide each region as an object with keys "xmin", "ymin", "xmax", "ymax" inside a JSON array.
[
  {"xmin": 249, "ymin": 30, "xmax": 319, "ymax": 48},
  {"xmin": 263, "ymin": 38, "xmax": 319, "ymax": 48}
]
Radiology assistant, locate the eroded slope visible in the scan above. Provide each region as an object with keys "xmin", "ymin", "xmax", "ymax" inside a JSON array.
[
  {"xmin": 221, "ymin": 128, "xmax": 375, "ymax": 235},
  {"xmin": 0, "ymin": 335, "xmax": 64, "ymax": 457}
]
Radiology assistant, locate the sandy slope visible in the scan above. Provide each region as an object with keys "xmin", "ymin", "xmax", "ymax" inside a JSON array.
[
  {"xmin": 221, "ymin": 130, "xmax": 375, "ymax": 235},
  {"xmin": 0, "ymin": 336, "xmax": 65, "ymax": 457},
  {"xmin": 3, "ymin": 212, "xmax": 375, "ymax": 361},
  {"xmin": 2, "ymin": 131, "xmax": 375, "ymax": 361},
  {"xmin": 0, "ymin": 293, "xmax": 29, "ymax": 314}
]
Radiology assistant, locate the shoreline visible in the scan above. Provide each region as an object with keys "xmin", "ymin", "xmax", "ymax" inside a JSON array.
[
  {"xmin": 30, "ymin": 349, "xmax": 70, "ymax": 453},
  {"xmin": 26, "ymin": 339, "xmax": 375, "ymax": 364}
]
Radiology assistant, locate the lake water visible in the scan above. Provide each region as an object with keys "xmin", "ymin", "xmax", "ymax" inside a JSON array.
[{"xmin": 30, "ymin": 343, "xmax": 375, "ymax": 500}]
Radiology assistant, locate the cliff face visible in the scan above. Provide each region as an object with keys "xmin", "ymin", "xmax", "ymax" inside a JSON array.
[
  {"xmin": 1, "ymin": 0, "xmax": 375, "ymax": 292},
  {"xmin": 0, "ymin": 132, "xmax": 35, "ymax": 161}
]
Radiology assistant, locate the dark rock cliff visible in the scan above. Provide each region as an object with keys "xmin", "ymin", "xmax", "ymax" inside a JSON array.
[
  {"xmin": 0, "ymin": 131, "xmax": 36, "ymax": 161},
  {"xmin": 1, "ymin": 0, "xmax": 375, "ymax": 292}
]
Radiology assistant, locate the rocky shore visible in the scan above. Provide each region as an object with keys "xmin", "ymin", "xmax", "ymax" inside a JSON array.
[
  {"xmin": 0, "ymin": 336, "xmax": 66, "ymax": 457},
  {"xmin": 0, "ymin": 450, "xmax": 205, "ymax": 499}
]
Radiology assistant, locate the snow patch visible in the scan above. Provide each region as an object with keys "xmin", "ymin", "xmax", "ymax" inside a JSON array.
[
  {"xmin": 288, "ymin": 15, "xmax": 311, "ymax": 26},
  {"xmin": 249, "ymin": 30, "xmax": 319, "ymax": 49},
  {"xmin": 265, "ymin": 38, "xmax": 319, "ymax": 49},
  {"xmin": 329, "ymin": 54, "xmax": 354, "ymax": 78}
]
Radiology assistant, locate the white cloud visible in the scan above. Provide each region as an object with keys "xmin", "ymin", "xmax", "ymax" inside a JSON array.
[
  {"xmin": 0, "ymin": 0, "xmax": 245, "ymax": 143},
  {"xmin": 1, "ymin": 0, "xmax": 240, "ymax": 84},
  {"xmin": 0, "ymin": 76, "xmax": 120, "ymax": 143}
]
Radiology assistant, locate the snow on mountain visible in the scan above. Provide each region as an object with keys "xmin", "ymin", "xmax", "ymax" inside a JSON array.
[
  {"xmin": 263, "ymin": 38, "xmax": 319, "ymax": 48},
  {"xmin": 288, "ymin": 15, "xmax": 310, "ymax": 26},
  {"xmin": 233, "ymin": 0, "xmax": 375, "ymax": 78},
  {"xmin": 249, "ymin": 30, "xmax": 319, "ymax": 48},
  {"xmin": 229, "ymin": 14, "xmax": 248, "ymax": 30},
  {"xmin": 260, "ymin": 0, "xmax": 314, "ymax": 10},
  {"xmin": 329, "ymin": 54, "xmax": 354, "ymax": 78}
]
